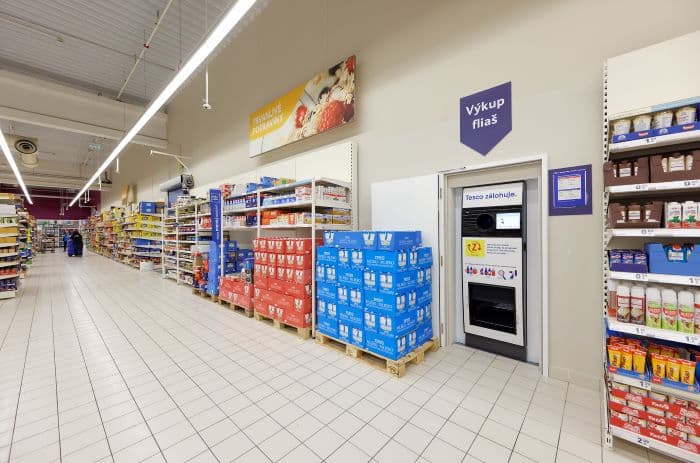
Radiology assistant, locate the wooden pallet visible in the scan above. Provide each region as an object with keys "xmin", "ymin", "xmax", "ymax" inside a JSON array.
[
  {"xmin": 315, "ymin": 333, "xmax": 439, "ymax": 378},
  {"xmin": 192, "ymin": 288, "xmax": 218, "ymax": 303},
  {"xmin": 253, "ymin": 311, "xmax": 311, "ymax": 340},
  {"xmin": 217, "ymin": 298, "xmax": 254, "ymax": 318}
]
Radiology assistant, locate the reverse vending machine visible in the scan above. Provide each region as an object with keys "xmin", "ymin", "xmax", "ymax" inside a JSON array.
[{"xmin": 462, "ymin": 182, "xmax": 527, "ymax": 360}]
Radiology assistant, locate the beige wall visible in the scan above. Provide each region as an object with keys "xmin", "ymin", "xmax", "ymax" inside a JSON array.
[{"xmin": 103, "ymin": 0, "xmax": 700, "ymax": 386}]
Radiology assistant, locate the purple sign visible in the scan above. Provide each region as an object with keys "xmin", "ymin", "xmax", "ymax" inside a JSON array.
[{"xmin": 460, "ymin": 82, "xmax": 512, "ymax": 155}]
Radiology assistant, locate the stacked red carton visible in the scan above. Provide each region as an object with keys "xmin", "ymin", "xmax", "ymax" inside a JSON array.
[
  {"xmin": 253, "ymin": 237, "xmax": 321, "ymax": 328},
  {"xmin": 219, "ymin": 276, "xmax": 254, "ymax": 309}
]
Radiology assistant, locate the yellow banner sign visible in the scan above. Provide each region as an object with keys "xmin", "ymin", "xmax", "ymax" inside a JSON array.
[{"xmin": 249, "ymin": 55, "xmax": 356, "ymax": 157}]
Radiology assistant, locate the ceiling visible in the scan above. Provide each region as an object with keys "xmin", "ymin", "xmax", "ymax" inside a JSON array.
[{"xmin": 0, "ymin": 0, "xmax": 230, "ymax": 104}]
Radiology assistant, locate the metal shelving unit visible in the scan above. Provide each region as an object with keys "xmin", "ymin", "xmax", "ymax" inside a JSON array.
[{"xmin": 602, "ymin": 88, "xmax": 700, "ymax": 460}]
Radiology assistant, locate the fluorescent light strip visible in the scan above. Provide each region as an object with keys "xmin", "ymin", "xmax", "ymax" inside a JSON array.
[
  {"xmin": 0, "ymin": 128, "xmax": 33, "ymax": 205},
  {"xmin": 69, "ymin": 0, "xmax": 257, "ymax": 207}
]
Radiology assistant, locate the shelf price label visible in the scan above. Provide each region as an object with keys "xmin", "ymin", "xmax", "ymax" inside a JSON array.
[
  {"xmin": 643, "ymin": 137, "xmax": 657, "ymax": 146},
  {"xmin": 640, "ymin": 229, "xmax": 655, "ymax": 236},
  {"xmin": 683, "ymin": 180, "xmax": 700, "ymax": 188},
  {"xmin": 684, "ymin": 335, "xmax": 700, "ymax": 345},
  {"xmin": 632, "ymin": 326, "xmax": 647, "ymax": 336},
  {"xmin": 634, "ymin": 183, "xmax": 649, "ymax": 191},
  {"xmin": 634, "ymin": 273, "xmax": 648, "ymax": 282},
  {"xmin": 638, "ymin": 380, "xmax": 651, "ymax": 389},
  {"xmin": 689, "ymin": 277, "xmax": 700, "ymax": 285},
  {"xmin": 636, "ymin": 436, "xmax": 650, "ymax": 448}
]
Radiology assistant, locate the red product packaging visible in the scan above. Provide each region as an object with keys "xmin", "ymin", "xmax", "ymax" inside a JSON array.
[
  {"xmin": 266, "ymin": 264, "xmax": 277, "ymax": 279},
  {"xmin": 255, "ymin": 276, "xmax": 269, "ymax": 290},
  {"xmin": 261, "ymin": 290, "xmax": 277, "ymax": 306},
  {"xmin": 277, "ymin": 266, "xmax": 286, "ymax": 280},
  {"xmin": 253, "ymin": 238, "xmax": 267, "ymax": 251},
  {"xmin": 274, "ymin": 306, "xmax": 284, "ymax": 320},
  {"xmin": 285, "ymin": 282, "xmax": 312, "ymax": 299},
  {"xmin": 284, "ymin": 254, "xmax": 295, "ymax": 267},
  {"xmin": 267, "ymin": 253, "xmax": 278, "ymax": 266},
  {"xmin": 272, "ymin": 239, "xmax": 286, "ymax": 254},
  {"xmin": 285, "ymin": 238, "xmax": 297, "ymax": 252},
  {"xmin": 293, "ymin": 297, "xmax": 312, "ymax": 313},
  {"xmin": 254, "ymin": 286, "xmax": 262, "ymax": 300},
  {"xmin": 293, "ymin": 253, "xmax": 313, "ymax": 269},
  {"xmin": 268, "ymin": 279, "xmax": 285, "ymax": 294},
  {"xmin": 293, "ymin": 238, "xmax": 321, "ymax": 254},
  {"xmin": 284, "ymin": 267, "xmax": 295, "ymax": 282},
  {"xmin": 230, "ymin": 280, "xmax": 245, "ymax": 294},
  {"xmin": 242, "ymin": 283, "xmax": 254, "ymax": 297},
  {"xmin": 273, "ymin": 293, "xmax": 294, "ymax": 311},
  {"xmin": 282, "ymin": 308, "xmax": 312, "ymax": 328},
  {"xmin": 233, "ymin": 293, "xmax": 253, "ymax": 310},
  {"xmin": 293, "ymin": 269, "xmax": 312, "ymax": 284}
]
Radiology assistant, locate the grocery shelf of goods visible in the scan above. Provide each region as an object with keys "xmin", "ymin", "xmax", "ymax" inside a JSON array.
[
  {"xmin": 604, "ymin": 100, "xmax": 700, "ymax": 459},
  {"xmin": 315, "ymin": 230, "xmax": 434, "ymax": 361},
  {"xmin": 163, "ymin": 207, "xmax": 178, "ymax": 280},
  {"xmin": 0, "ymin": 194, "xmax": 23, "ymax": 299},
  {"xmin": 173, "ymin": 198, "xmax": 211, "ymax": 286}
]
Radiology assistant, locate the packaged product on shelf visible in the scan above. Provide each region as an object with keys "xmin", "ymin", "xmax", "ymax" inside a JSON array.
[
  {"xmin": 646, "ymin": 286, "xmax": 662, "ymax": 328},
  {"xmin": 608, "ymin": 280, "xmax": 618, "ymax": 318},
  {"xmin": 630, "ymin": 285, "xmax": 645, "ymax": 325},
  {"xmin": 666, "ymin": 202, "xmax": 683, "ymax": 228},
  {"xmin": 678, "ymin": 290, "xmax": 695, "ymax": 333},
  {"xmin": 653, "ymin": 111, "xmax": 674, "ymax": 129},
  {"xmin": 616, "ymin": 284, "xmax": 631, "ymax": 323},
  {"xmin": 612, "ymin": 118, "xmax": 631, "ymax": 135},
  {"xmin": 683, "ymin": 201, "xmax": 699, "ymax": 228},
  {"xmin": 633, "ymin": 114, "xmax": 652, "ymax": 132},
  {"xmin": 676, "ymin": 106, "xmax": 698, "ymax": 125}
]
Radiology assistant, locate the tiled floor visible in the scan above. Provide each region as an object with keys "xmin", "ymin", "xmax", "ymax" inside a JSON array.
[{"xmin": 0, "ymin": 253, "xmax": 679, "ymax": 462}]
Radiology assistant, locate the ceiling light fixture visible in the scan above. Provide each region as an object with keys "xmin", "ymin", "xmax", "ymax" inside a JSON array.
[
  {"xmin": 0, "ymin": 128, "xmax": 33, "ymax": 204},
  {"xmin": 69, "ymin": 0, "xmax": 258, "ymax": 207}
]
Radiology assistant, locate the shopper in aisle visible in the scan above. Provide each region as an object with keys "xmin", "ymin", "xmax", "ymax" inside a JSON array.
[{"xmin": 62, "ymin": 230, "xmax": 69, "ymax": 252}]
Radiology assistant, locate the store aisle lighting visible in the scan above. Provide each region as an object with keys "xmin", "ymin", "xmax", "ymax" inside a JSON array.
[
  {"xmin": 69, "ymin": 0, "xmax": 258, "ymax": 207},
  {"xmin": 0, "ymin": 128, "xmax": 32, "ymax": 205}
]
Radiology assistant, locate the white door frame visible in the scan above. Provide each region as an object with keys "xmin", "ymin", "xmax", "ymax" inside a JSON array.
[{"xmin": 438, "ymin": 154, "xmax": 549, "ymax": 377}]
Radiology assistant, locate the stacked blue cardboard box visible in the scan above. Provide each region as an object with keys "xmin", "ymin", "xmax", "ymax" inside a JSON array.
[
  {"xmin": 206, "ymin": 240, "xmax": 254, "ymax": 295},
  {"xmin": 316, "ymin": 230, "xmax": 433, "ymax": 361}
]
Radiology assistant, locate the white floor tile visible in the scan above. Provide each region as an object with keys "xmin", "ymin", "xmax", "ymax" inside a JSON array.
[{"xmin": 0, "ymin": 254, "xmax": 612, "ymax": 463}]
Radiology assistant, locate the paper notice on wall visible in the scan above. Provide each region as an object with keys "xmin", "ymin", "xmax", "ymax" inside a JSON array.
[{"xmin": 556, "ymin": 174, "xmax": 583, "ymax": 201}]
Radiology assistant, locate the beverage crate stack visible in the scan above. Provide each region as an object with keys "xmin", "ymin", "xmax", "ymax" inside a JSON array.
[
  {"xmin": 252, "ymin": 237, "xmax": 319, "ymax": 337},
  {"xmin": 218, "ymin": 241, "xmax": 255, "ymax": 315},
  {"xmin": 316, "ymin": 230, "xmax": 434, "ymax": 361}
]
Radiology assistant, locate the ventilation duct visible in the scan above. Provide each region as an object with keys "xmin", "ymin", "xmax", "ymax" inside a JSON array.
[{"xmin": 159, "ymin": 174, "xmax": 194, "ymax": 192}]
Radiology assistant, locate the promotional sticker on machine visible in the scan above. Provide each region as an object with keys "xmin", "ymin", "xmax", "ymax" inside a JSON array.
[
  {"xmin": 249, "ymin": 55, "xmax": 356, "ymax": 157},
  {"xmin": 463, "ymin": 238, "xmax": 521, "ymax": 283}
]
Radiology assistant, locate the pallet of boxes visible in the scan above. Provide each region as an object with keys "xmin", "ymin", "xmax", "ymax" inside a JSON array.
[
  {"xmin": 315, "ymin": 230, "xmax": 438, "ymax": 377},
  {"xmin": 218, "ymin": 243, "xmax": 255, "ymax": 316},
  {"xmin": 252, "ymin": 237, "xmax": 320, "ymax": 339}
]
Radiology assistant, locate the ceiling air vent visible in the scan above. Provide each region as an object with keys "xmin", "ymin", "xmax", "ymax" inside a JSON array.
[{"xmin": 6, "ymin": 135, "xmax": 39, "ymax": 168}]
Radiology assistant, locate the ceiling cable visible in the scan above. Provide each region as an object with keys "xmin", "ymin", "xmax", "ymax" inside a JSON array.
[
  {"xmin": 116, "ymin": 0, "xmax": 175, "ymax": 100},
  {"xmin": 203, "ymin": 0, "xmax": 212, "ymax": 110}
]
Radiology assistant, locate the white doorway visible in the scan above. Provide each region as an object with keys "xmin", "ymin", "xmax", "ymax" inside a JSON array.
[{"xmin": 439, "ymin": 155, "xmax": 549, "ymax": 375}]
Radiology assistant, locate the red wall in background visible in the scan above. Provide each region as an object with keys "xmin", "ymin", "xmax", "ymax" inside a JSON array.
[{"xmin": 0, "ymin": 188, "xmax": 100, "ymax": 220}]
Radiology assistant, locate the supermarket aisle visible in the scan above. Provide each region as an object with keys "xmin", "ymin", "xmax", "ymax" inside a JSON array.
[{"xmin": 0, "ymin": 253, "xmax": 666, "ymax": 463}]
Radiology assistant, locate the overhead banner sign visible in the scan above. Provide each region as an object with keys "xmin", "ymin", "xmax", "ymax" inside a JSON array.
[
  {"xmin": 460, "ymin": 81, "xmax": 512, "ymax": 155},
  {"xmin": 249, "ymin": 55, "xmax": 356, "ymax": 157}
]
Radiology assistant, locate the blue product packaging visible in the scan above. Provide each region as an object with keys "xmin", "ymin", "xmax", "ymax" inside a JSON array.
[
  {"xmin": 415, "ymin": 247, "xmax": 433, "ymax": 267},
  {"xmin": 364, "ymin": 269, "xmax": 417, "ymax": 293},
  {"xmin": 317, "ymin": 315, "xmax": 339, "ymax": 338},
  {"xmin": 337, "ymin": 285, "xmax": 349, "ymax": 305},
  {"xmin": 317, "ymin": 246, "xmax": 339, "ymax": 265},
  {"xmin": 365, "ymin": 250, "xmax": 409, "ymax": 271},
  {"xmin": 365, "ymin": 331, "xmax": 408, "ymax": 360},
  {"xmin": 406, "ymin": 289, "xmax": 417, "ymax": 309},
  {"xmin": 350, "ymin": 324, "xmax": 365, "ymax": 348},
  {"xmin": 416, "ymin": 284, "xmax": 432, "ymax": 306},
  {"xmin": 407, "ymin": 330, "xmax": 418, "ymax": 350},
  {"xmin": 364, "ymin": 308, "xmax": 417, "ymax": 337},
  {"xmin": 325, "ymin": 265, "xmax": 337, "ymax": 283},
  {"xmin": 364, "ymin": 290, "xmax": 407, "ymax": 314},
  {"xmin": 349, "ymin": 287, "xmax": 364, "ymax": 309},
  {"xmin": 415, "ymin": 304, "xmax": 433, "ymax": 324},
  {"xmin": 350, "ymin": 249, "xmax": 365, "ymax": 269},
  {"xmin": 337, "ymin": 304, "xmax": 363, "ymax": 325},
  {"xmin": 317, "ymin": 299, "xmax": 338, "ymax": 318},
  {"xmin": 338, "ymin": 248, "xmax": 351, "ymax": 266},
  {"xmin": 417, "ymin": 321, "xmax": 434, "ymax": 345},
  {"xmin": 376, "ymin": 231, "xmax": 422, "ymax": 251},
  {"xmin": 416, "ymin": 268, "xmax": 427, "ymax": 286},
  {"xmin": 337, "ymin": 267, "xmax": 364, "ymax": 289},
  {"xmin": 317, "ymin": 282, "xmax": 337, "ymax": 301},
  {"xmin": 316, "ymin": 263, "xmax": 326, "ymax": 282}
]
